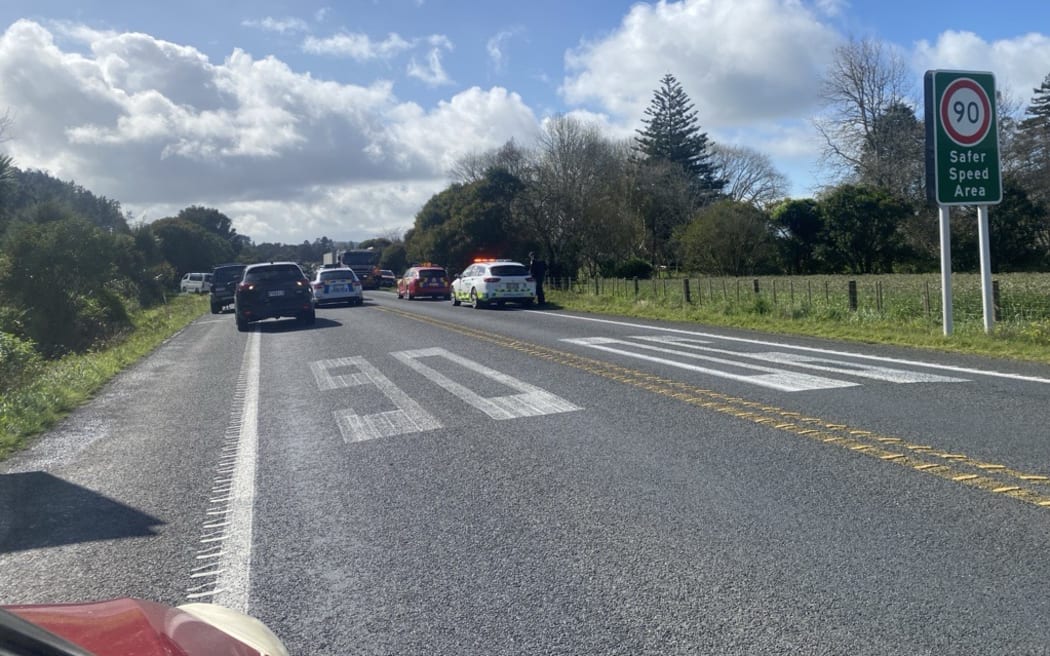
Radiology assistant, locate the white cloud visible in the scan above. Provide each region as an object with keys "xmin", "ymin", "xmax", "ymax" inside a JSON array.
[
  {"xmin": 0, "ymin": 20, "xmax": 541, "ymax": 243},
  {"xmin": 407, "ymin": 46, "xmax": 452, "ymax": 86},
  {"xmin": 314, "ymin": 8, "xmax": 331, "ymax": 24},
  {"xmin": 561, "ymin": 0, "xmax": 841, "ymax": 128},
  {"xmin": 302, "ymin": 31, "xmax": 413, "ymax": 60},
  {"xmin": 487, "ymin": 29, "xmax": 521, "ymax": 71},
  {"xmin": 912, "ymin": 31, "xmax": 1050, "ymax": 106},
  {"xmin": 241, "ymin": 17, "xmax": 310, "ymax": 34}
]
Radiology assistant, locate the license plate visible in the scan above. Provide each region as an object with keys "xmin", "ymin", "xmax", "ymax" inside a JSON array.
[
  {"xmin": 328, "ymin": 285, "xmax": 346, "ymax": 292},
  {"xmin": 268, "ymin": 290, "xmax": 284, "ymax": 297}
]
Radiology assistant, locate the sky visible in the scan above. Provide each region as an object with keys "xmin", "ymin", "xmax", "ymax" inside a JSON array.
[{"xmin": 1, "ymin": 0, "xmax": 1049, "ymax": 245}]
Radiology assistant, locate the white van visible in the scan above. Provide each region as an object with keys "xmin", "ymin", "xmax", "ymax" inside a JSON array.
[{"xmin": 180, "ymin": 272, "xmax": 212, "ymax": 294}]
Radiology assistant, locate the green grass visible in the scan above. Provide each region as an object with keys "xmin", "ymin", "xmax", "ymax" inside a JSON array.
[
  {"xmin": 0, "ymin": 294, "xmax": 207, "ymax": 461},
  {"xmin": 545, "ymin": 273, "xmax": 1050, "ymax": 365}
]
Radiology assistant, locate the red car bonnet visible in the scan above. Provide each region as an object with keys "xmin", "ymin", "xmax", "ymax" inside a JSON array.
[{"xmin": 5, "ymin": 598, "xmax": 263, "ymax": 656}]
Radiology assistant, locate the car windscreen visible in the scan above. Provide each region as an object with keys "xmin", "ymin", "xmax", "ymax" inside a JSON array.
[
  {"xmin": 320, "ymin": 270, "xmax": 356, "ymax": 281},
  {"xmin": 244, "ymin": 265, "xmax": 303, "ymax": 282},
  {"xmin": 490, "ymin": 265, "xmax": 528, "ymax": 277},
  {"xmin": 214, "ymin": 267, "xmax": 246, "ymax": 283},
  {"xmin": 418, "ymin": 269, "xmax": 447, "ymax": 279}
]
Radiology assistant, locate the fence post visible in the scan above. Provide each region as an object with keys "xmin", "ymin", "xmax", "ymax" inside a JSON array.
[
  {"xmin": 594, "ymin": 277, "xmax": 599, "ymax": 296},
  {"xmin": 633, "ymin": 276, "xmax": 639, "ymax": 297},
  {"xmin": 848, "ymin": 280, "xmax": 858, "ymax": 312},
  {"xmin": 753, "ymin": 278, "xmax": 760, "ymax": 295},
  {"xmin": 772, "ymin": 280, "xmax": 777, "ymax": 305},
  {"xmin": 993, "ymin": 279, "xmax": 1001, "ymax": 322},
  {"xmin": 924, "ymin": 280, "xmax": 931, "ymax": 318},
  {"xmin": 683, "ymin": 278, "xmax": 691, "ymax": 304}
]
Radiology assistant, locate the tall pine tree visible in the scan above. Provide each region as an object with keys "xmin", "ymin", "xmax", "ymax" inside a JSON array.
[
  {"xmin": 635, "ymin": 73, "xmax": 723, "ymax": 201},
  {"xmin": 1013, "ymin": 73, "xmax": 1050, "ymax": 203}
]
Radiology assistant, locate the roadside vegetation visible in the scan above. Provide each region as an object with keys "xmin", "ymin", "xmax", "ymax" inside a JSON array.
[{"xmin": 0, "ymin": 295, "xmax": 206, "ymax": 460}]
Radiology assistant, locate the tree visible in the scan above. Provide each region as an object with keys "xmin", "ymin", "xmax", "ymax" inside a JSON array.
[
  {"xmin": 770, "ymin": 198, "xmax": 824, "ymax": 274},
  {"xmin": 176, "ymin": 206, "xmax": 243, "ymax": 254},
  {"xmin": 710, "ymin": 144, "xmax": 789, "ymax": 209},
  {"xmin": 817, "ymin": 184, "xmax": 908, "ymax": 274},
  {"xmin": 150, "ymin": 217, "xmax": 235, "ymax": 276},
  {"xmin": 1011, "ymin": 74, "xmax": 1050, "ymax": 204},
  {"xmin": 635, "ymin": 73, "xmax": 723, "ymax": 201},
  {"xmin": 675, "ymin": 200, "xmax": 777, "ymax": 276},
  {"xmin": 513, "ymin": 116, "xmax": 630, "ymax": 276},
  {"xmin": 1, "ymin": 213, "xmax": 131, "ymax": 355},
  {"xmin": 950, "ymin": 180, "xmax": 1049, "ymax": 272},
  {"xmin": 406, "ymin": 167, "xmax": 524, "ymax": 274},
  {"xmin": 449, "ymin": 139, "xmax": 530, "ymax": 185},
  {"xmin": 858, "ymin": 101, "xmax": 925, "ymax": 202},
  {"xmin": 816, "ymin": 38, "xmax": 912, "ymax": 187}
]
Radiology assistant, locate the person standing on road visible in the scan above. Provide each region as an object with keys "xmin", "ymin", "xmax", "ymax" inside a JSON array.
[{"xmin": 528, "ymin": 251, "xmax": 547, "ymax": 305}]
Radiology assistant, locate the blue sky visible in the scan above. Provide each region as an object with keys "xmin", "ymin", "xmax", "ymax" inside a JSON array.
[{"xmin": 0, "ymin": 0, "xmax": 1048, "ymax": 244}]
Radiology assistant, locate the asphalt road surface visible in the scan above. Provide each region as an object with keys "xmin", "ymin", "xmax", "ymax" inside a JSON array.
[{"xmin": 3, "ymin": 291, "xmax": 1050, "ymax": 655}]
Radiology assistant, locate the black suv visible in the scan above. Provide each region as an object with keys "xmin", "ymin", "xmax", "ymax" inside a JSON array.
[
  {"xmin": 234, "ymin": 262, "xmax": 315, "ymax": 331},
  {"xmin": 210, "ymin": 263, "xmax": 247, "ymax": 314}
]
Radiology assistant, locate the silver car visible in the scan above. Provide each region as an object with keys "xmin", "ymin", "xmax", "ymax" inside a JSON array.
[{"xmin": 311, "ymin": 268, "xmax": 364, "ymax": 306}]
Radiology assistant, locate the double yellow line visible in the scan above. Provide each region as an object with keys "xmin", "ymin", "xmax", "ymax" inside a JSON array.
[{"xmin": 381, "ymin": 306, "xmax": 1050, "ymax": 510}]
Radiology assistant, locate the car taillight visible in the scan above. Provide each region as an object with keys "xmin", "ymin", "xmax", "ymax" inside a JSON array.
[
  {"xmin": 313, "ymin": 283, "xmax": 324, "ymax": 290},
  {"xmin": 483, "ymin": 277, "xmax": 500, "ymax": 283},
  {"xmin": 237, "ymin": 282, "xmax": 254, "ymax": 292},
  {"xmin": 525, "ymin": 277, "xmax": 535, "ymax": 282}
]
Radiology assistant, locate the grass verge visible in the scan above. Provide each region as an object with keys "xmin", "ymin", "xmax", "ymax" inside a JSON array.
[
  {"xmin": 545, "ymin": 289, "xmax": 1050, "ymax": 365},
  {"xmin": 0, "ymin": 294, "xmax": 207, "ymax": 461}
]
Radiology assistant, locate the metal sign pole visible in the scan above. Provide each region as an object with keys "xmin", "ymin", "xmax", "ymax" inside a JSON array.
[
  {"xmin": 939, "ymin": 205, "xmax": 953, "ymax": 336},
  {"xmin": 977, "ymin": 205, "xmax": 995, "ymax": 333}
]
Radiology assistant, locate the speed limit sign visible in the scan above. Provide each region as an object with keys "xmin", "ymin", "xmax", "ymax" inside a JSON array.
[
  {"xmin": 940, "ymin": 78, "xmax": 992, "ymax": 146},
  {"xmin": 925, "ymin": 70, "xmax": 1001, "ymax": 205}
]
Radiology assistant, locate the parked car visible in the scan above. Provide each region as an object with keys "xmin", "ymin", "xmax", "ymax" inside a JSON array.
[
  {"xmin": 451, "ymin": 259, "xmax": 535, "ymax": 308},
  {"xmin": 398, "ymin": 265, "xmax": 451, "ymax": 300},
  {"xmin": 234, "ymin": 262, "xmax": 315, "ymax": 331},
  {"xmin": 311, "ymin": 267, "xmax": 364, "ymax": 306},
  {"xmin": 209, "ymin": 263, "xmax": 247, "ymax": 314},
  {"xmin": 380, "ymin": 269, "xmax": 397, "ymax": 288},
  {"xmin": 180, "ymin": 272, "xmax": 211, "ymax": 294}
]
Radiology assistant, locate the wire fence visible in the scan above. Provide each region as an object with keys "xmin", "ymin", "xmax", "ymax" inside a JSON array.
[{"xmin": 547, "ymin": 273, "xmax": 1050, "ymax": 325}]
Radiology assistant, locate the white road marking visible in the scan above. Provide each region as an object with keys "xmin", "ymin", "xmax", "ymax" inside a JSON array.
[
  {"xmin": 312, "ymin": 357, "xmax": 442, "ymax": 442},
  {"xmin": 188, "ymin": 328, "xmax": 260, "ymax": 611},
  {"xmin": 392, "ymin": 347, "xmax": 582, "ymax": 418},
  {"xmin": 630, "ymin": 335, "xmax": 969, "ymax": 384},
  {"xmin": 562, "ymin": 337, "xmax": 857, "ymax": 392},
  {"xmin": 532, "ymin": 312, "xmax": 1050, "ymax": 385}
]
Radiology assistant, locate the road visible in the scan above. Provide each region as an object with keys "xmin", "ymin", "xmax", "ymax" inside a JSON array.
[{"xmin": 3, "ymin": 291, "xmax": 1050, "ymax": 655}]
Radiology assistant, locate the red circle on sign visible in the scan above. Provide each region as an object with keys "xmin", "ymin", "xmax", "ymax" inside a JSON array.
[{"xmin": 939, "ymin": 78, "xmax": 991, "ymax": 146}]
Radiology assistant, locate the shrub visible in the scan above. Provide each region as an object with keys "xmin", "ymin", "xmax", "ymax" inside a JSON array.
[
  {"xmin": 0, "ymin": 332, "xmax": 42, "ymax": 393},
  {"xmin": 613, "ymin": 257, "xmax": 653, "ymax": 279}
]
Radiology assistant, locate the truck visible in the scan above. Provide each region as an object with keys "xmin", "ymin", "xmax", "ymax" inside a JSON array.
[{"xmin": 322, "ymin": 248, "xmax": 383, "ymax": 289}]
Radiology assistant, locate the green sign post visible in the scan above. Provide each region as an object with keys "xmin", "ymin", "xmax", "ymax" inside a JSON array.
[
  {"xmin": 925, "ymin": 70, "xmax": 1001, "ymax": 205},
  {"xmin": 924, "ymin": 70, "xmax": 1002, "ymax": 337}
]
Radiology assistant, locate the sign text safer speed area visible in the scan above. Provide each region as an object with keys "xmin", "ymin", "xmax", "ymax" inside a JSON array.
[{"xmin": 925, "ymin": 70, "xmax": 1002, "ymax": 205}]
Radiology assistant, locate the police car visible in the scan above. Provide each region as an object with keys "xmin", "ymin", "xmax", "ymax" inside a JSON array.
[{"xmin": 451, "ymin": 259, "xmax": 536, "ymax": 309}]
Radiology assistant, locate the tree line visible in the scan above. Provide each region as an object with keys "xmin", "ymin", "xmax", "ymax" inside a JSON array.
[{"xmin": 403, "ymin": 43, "xmax": 1050, "ymax": 282}]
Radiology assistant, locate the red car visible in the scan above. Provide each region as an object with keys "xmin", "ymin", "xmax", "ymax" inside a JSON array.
[
  {"xmin": 1, "ymin": 598, "xmax": 288, "ymax": 656},
  {"xmin": 396, "ymin": 265, "xmax": 451, "ymax": 300}
]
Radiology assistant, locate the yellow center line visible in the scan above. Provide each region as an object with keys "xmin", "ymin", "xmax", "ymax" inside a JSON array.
[{"xmin": 378, "ymin": 306, "xmax": 1050, "ymax": 509}]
